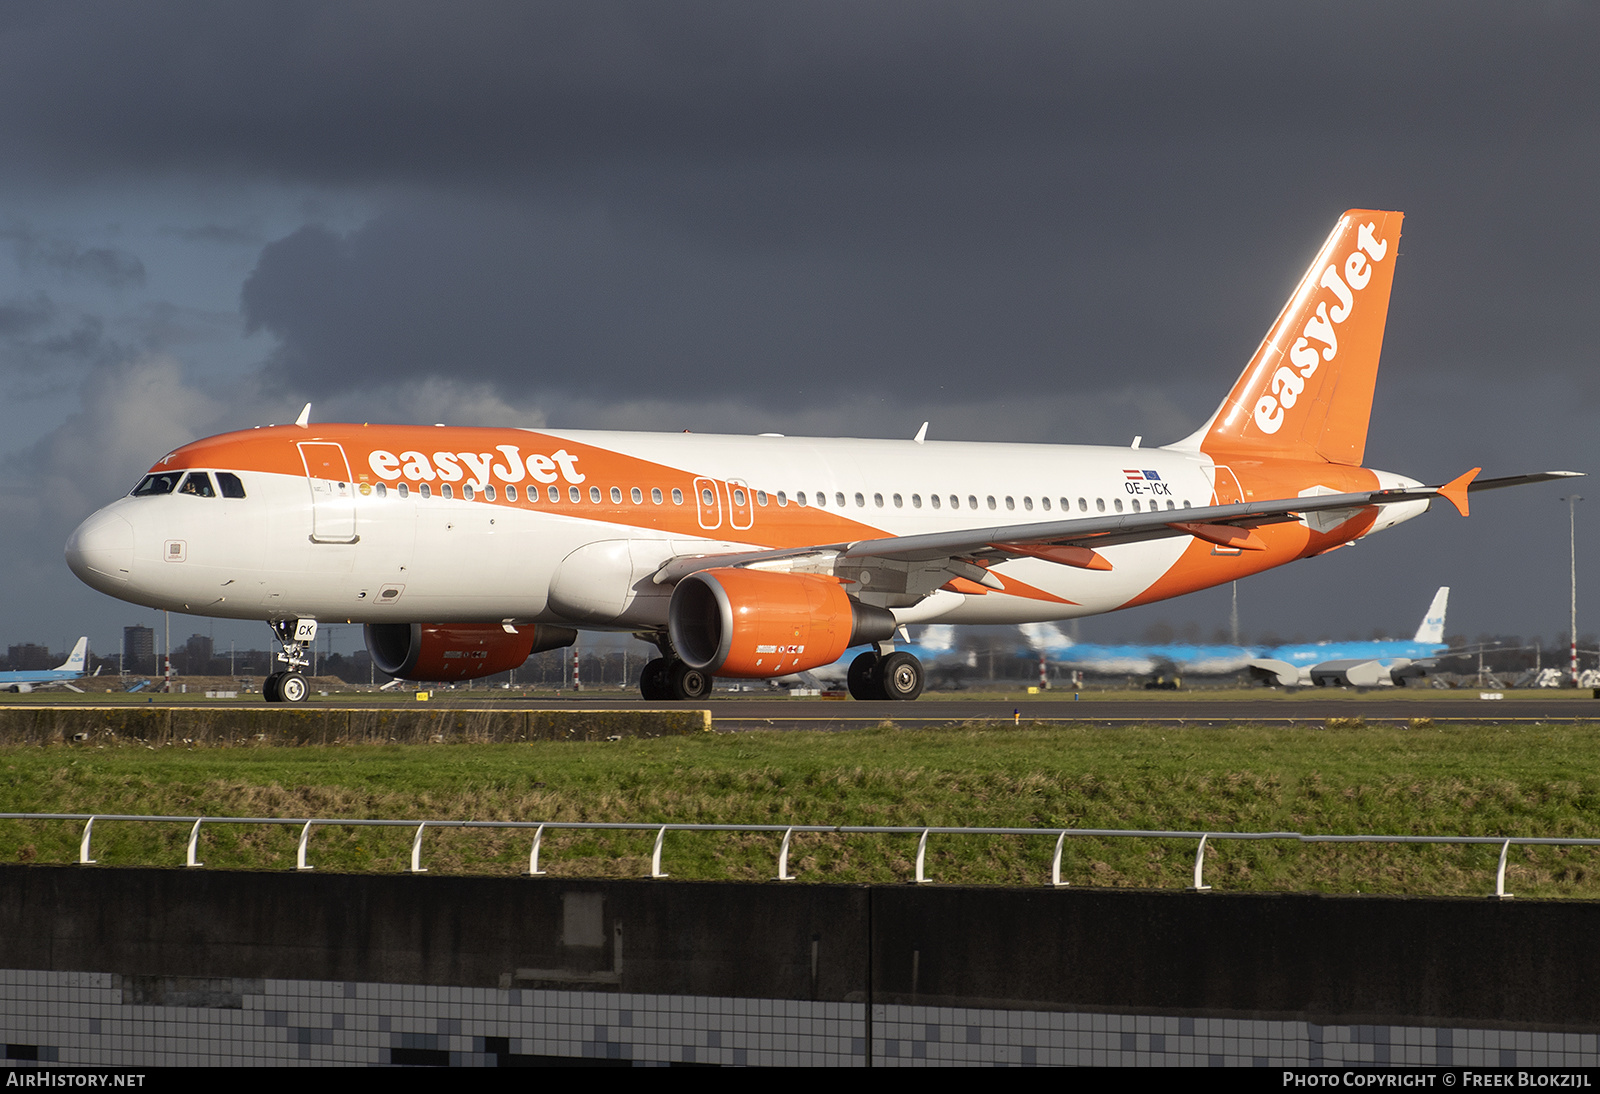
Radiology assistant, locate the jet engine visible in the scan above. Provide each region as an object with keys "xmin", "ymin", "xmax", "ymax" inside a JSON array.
[
  {"xmin": 668, "ymin": 568, "xmax": 896, "ymax": 678},
  {"xmin": 364, "ymin": 623, "xmax": 577, "ymax": 682}
]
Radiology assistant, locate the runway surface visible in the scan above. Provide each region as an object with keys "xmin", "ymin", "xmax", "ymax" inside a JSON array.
[
  {"xmin": 554, "ymin": 694, "xmax": 1600, "ymax": 730},
  {"xmin": 19, "ymin": 691, "xmax": 1596, "ymax": 731}
]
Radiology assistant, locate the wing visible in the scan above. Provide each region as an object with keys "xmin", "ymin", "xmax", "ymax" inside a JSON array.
[{"xmin": 650, "ymin": 468, "xmax": 1581, "ymax": 612}]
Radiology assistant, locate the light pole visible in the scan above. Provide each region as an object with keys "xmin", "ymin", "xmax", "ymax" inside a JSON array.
[{"xmin": 1565, "ymin": 495, "xmax": 1583, "ymax": 686}]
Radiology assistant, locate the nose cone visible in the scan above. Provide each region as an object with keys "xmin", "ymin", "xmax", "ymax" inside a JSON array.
[{"xmin": 66, "ymin": 509, "xmax": 134, "ymax": 592}]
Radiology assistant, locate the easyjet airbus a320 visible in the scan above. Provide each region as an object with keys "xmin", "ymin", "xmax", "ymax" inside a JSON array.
[{"xmin": 65, "ymin": 211, "xmax": 1577, "ymax": 702}]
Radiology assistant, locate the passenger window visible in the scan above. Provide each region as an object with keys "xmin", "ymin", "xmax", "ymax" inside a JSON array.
[
  {"xmin": 984, "ymin": 496, "xmax": 994, "ymax": 510},
  {"xmin": 836, "ymin": 492, "xmax": 846, "ymax": 508},
  {"xmin": 1114, "ymin": 498, "xmax": 1123, "ymax": 512},
  {"xmin": 420, "ymin": 484, "xmax": 432, "ymax": 499},
  {"xmin": 398, "ymin": 483, "xmax": 409, "ymax": 498},
  {"xmin": 611, "ymin": 486, "xmax": 622, "ymax": 504},
  {"xmin": 855, "ymin": 492, "xmax": 865, "ymax": 508},
  {"xmin": 1095, "ymin": 497, "xmax": 1104, "ymax": 512},
  {"xmin": 570, "ymin": 486, "xmax": 581, "ymax": 503},
  {"xmin": 1166, "ymin": 499, "xmax": 1176, "ymax": 510},
  {"xmin": 590, "ymin": 486, "xmax": 602, "ymax": 503},
  {"xmin": 671, "ymin": 488, "xmax": 684, "ymax": 505},
  {"xmin": 375, "ymin": 482, "xmax": 387, "ymax": 498},
  {"xmin": 733, "ymin": 488, "xmax": 747, "ymax": 506},
  {"xmin": 1005, "ymin": 496, "xmax": 1014, "ymax": 511},
  {"xmin": 484, "ymin": 485, "xmax": 496, "ymax": 500},
  {"xmin": 756, "ymin": 490, "xmax": 767, "ymax": 506},
  {"xmin": 1040, "ymin": 497, "xmax": 1050, "ymax": 512},
  {"xmin": 504, "ymin": 485, "xmax": 516, "ymax": 501},
  {"xmin": 632, "ymin": 487, "xmax": 643, "ymax": 504},
  {"xmin": 701, "ymin": 487, "xmax": 715, "ymax": 506},
  {"xmin": 549, "ymin": 485, "xmax": 560, "ymax": 503},
  {"xmin": 929, "ymin": 494, "xmax": 939, "ymax": 509},
  {"xmin": 216, "ymin": 472, "xmax": 246, "ymax": 498},
  {"xmin": 911, "ymin": 494, "xmax": 921, "ymax": 509},
  {"xmin": 1079, "ymin": 498, "xmax": 1088, "ymax": 512},
  {"xmin": 444, "ymin": 484, "xmax": 456, "ymax": 499},
  {"xmin": 893, "ymin": 494, "xmax": 903, "ymax": 508},
  {"xmin": 777, "ymin": 491, "xmax": 788, "ymax": 506},
  {"xmin": 179, "ymin": 472, "xmax": 215, "ymax": 498},
  {"xmin": 796, "ymin": 492, "xmax": 808, "ymax": 506},
  {"xmin": 813, "ymin": 492, "xmax": 824, "ymax": 507},
  {"xmin": 1130, "ymin": 499, "xmax": 1139, "ymax": 512},
  {"xmin": 1023, "ymin": 497, "xmax": 1032, "ymax": 511},
  {"xmin": 652, "ymin": 487, "xmax": 663, "ymax": 504}
]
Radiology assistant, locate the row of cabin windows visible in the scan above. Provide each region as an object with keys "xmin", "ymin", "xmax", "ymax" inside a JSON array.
[
  {"xmin": 373, "ymin": 481, "xmax": 696, "ymax": 505},
  {"xmin": 132, "ymin": 471, "xmax": 247, "ymax": 499},
  {"xmin": 785, "ymin": 491, "xmax": 1195, "ymax": 514},
  {"xmin": 368, "ymin": 480, "xmax": 1193, "ymax": 515}
]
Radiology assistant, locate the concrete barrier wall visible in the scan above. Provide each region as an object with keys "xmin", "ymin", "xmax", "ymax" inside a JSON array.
[
  {"xmin": 3, "ymin": 865, "xmax": 1598, "ymax": 1030},
  {"xmin": 0, "ymin": 706, "xmax": 711, "ymax": 745}
]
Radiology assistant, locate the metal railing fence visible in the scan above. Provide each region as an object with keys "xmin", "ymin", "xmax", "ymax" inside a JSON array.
[{"xmin": 3, "ymin": 812, "xmax": 1593, "ymax": 897}]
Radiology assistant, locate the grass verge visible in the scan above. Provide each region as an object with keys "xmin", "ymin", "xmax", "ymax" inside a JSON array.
[{"xmin": 4, "ymin": 719, "xmax": 1599, "ymax": 896}]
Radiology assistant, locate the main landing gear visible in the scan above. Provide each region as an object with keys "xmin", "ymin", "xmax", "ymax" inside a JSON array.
[
  {"xmin": 847, "ymin": 650, "xmax": 925, "ymax": 701},
  {"xmin": 263, "ymin": 618, "xmax": 315, "ymax": 704},
  {"xmin": 639, "ymin": 657, "xmax": 713, "ymax": 701}
]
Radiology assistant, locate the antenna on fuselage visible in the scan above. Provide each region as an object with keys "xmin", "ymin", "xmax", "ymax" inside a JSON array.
[
  {"xmin": 294, "ymin": 403, "xmax": 311, "ymax": 428},
  {"xmin": 914, "ymin": 422, "xmax": 928, "ymax": 444}
]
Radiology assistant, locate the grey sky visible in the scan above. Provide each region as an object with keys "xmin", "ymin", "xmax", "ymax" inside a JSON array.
[{"xmin": 1, "ymin": 3, "xmax": 1595, "ymax": 659}]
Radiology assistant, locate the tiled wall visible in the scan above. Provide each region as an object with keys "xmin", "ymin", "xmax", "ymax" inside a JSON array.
[
  {"xmin": 3, "ymin": 969, "xmax": 1594, "ymax": 1067},
  {"xmin": 0, "ymin": 970, "xmax": 864, "ymax": 1067}
]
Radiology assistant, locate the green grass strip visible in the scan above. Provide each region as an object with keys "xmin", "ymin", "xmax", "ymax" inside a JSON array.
[{"xmin": 4, "ymin": 720, "xmax": 1600, "ymax": 896}]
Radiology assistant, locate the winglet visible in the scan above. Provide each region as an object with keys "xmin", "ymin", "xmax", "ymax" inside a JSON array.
[
  {"xmin": 295, "ymin": 403, "xmax": 312, "ymax": 428},
  {"xmin": 1437, "ymin": 467, "xmax": 1480, "ymax": 517}
]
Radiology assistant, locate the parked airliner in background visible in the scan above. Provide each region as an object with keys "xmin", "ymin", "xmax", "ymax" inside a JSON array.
[
  {"xmin": 65, "ymin": 210, "xmax": 1578, "ymax": 702},
  {"xmin": 0, "ymin": 637, "xmax": 90, "ymax": 694},
  {"xmin": 1022, "ymin": 587, "xmax": 1451, "ymax": 687}
]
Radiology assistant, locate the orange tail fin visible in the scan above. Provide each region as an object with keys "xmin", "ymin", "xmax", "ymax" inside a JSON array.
[{"xmin": 1179, "ymin": 210, "xmax": 1403, "ymax": 466}]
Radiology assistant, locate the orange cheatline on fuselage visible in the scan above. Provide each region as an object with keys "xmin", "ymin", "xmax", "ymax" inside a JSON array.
[{"xmin": 154, "ymin": 423, "xmax": 892, "ymax": 551}]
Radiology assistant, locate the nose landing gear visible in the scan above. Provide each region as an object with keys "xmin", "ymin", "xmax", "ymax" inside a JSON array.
[{"xmin": 263, "ymin": 618, "xmax": 316, "ymax": 704}]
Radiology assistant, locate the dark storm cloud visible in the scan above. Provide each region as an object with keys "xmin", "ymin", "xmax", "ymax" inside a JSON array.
[
  {"xmin": 158, "ymin": 223, "xmax": 263, "ymax": 246},
  {"xmin": 239, "ymin": 195, "xmax": 1151, "ymax": 402},
  {"xmin": 3, "ymin": 4, "xmax": 1596, "ymax": 409},
  {"xmin": 1, "ymin": 227, "xmax": 146, "ymax": 289},
  {"xmin": 0, "ymin": 293, "xmax": 53, "ymax": 336},
  {"xmin": 0, "ymin": 3, "xmax": 1593, "ymax": 180},
  {"xmin": 0, "ymin": 291, "xmax": 117, "ymax": 375}
]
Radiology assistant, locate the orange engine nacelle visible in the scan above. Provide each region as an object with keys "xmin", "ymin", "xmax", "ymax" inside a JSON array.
[
  {"xmin": 364, "ymin": 623, "xmax": 576, "ymax": 682},
  {"xmin": 668, "ymin": 568, "xmax": 896, "ymax": 678}
]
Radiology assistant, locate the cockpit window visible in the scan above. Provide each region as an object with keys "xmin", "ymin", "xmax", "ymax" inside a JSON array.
[
  {"xmin": 179, "ymin": 472, "xmax": 216, "ymax": 498},
  {"xmin": 216, "ymin": 472, "xmax": 246, "ymax": 498},
  {"xmin": 131, "ymin": 472, "xmax": 182, "ymax": 496}
]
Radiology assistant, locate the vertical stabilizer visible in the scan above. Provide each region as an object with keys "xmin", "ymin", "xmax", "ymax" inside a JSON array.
[
  {"xmin": 56, "ymin": 637, "xmax": 88, "ymax": 673},
  {"xmin": 1174, "ymin": 210, "xmax": 1403, "ymax": 465},
  {"xmin": 1413, "ymin": 587, "xmax": 1449, "ymax": 645}
]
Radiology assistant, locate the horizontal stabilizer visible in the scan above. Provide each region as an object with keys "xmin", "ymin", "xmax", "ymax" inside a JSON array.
[{"xmin": 1468, "ymin": 471, "xmax": 1584, "ymax": 492}]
